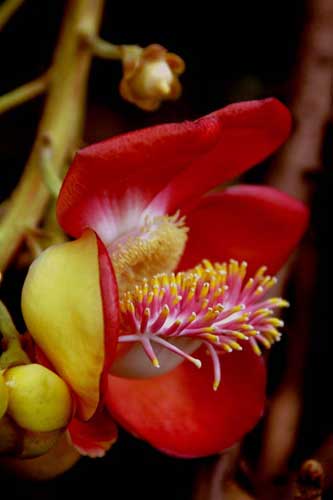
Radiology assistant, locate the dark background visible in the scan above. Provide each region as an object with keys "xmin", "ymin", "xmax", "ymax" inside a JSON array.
[{"xmin": 2, "ymin": 1, "xmax": 331, "ymax": 499}]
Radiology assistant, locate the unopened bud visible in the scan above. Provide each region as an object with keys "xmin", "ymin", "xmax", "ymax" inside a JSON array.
[
  {"xmin": 4, "ymin": 364, "xmax": 72, "ymax": 433},
  {"xmin": 120, "ymin": 44, "xmax": 185, "ymax": 111}
]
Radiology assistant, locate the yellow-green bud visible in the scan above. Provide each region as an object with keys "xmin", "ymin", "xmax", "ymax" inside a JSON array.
[
  {"xmin": 4, "ymin": 364, "xmax": 72, "ymax": 432},
  {"xmin": 0, "ymin": 372, "xmax": 9, "ymax": 419}
]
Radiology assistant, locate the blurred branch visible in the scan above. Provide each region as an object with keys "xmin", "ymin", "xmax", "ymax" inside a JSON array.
[
  {"xmin": 257, "ymin": 243, "xmax": 317, "ymax": 485},
  {"xmin": 0, "ymin": 73, "xmax": 49, "ymax": 115},
  {"xmin": 193, "ymin": 446, "xmax": 240, "ymax": 500},
  {"xmin": 0, "ymin": 0, "xmax": 24, "ymax": 30},
  {"xmin": 267, "ymin": 0, "xmax": 333, "ymax": 201},
  {"xmin": 257, "ymin": 0, "xmax": 333, "ymax": 485},
  {"xmin": 0, "ymin": 0, "xmax": 105, "ymax": 271}
]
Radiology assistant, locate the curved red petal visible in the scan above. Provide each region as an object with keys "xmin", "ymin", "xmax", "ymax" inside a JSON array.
[
  {"xmin": 57, "ymin": 114, "xmax": 220, "ymax": 238},
  {"xmin": 68, "ymin": 410, "xmax": 118, "ymax": 458},
  {"xmin": 150, "ymin": 98, "xmax": 291, "ymax": 215},
  {"xmin": 57, "ymin": 99, "xmax": 291, "ymax": 239},
  {"xmin": 178, "ymin": 185, "xmax": 309, "ymax": 275},
  {"xmin": 105, "ymin": 346, "xmax": 265, "ymax": 458},
  {"xmin": 96, "ymin": 235, "xmax": 120, "ymax": 400}
]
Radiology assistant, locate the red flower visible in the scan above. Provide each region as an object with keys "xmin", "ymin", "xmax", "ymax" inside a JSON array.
[{"xmin": 22, "ymin": 98, "xmax": 308, "ymax": 458}]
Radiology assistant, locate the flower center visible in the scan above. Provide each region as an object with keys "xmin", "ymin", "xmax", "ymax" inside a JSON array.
[
  {"xmin": 109, "ymin": 212, "xmax": 188, "ymax": 293},
  {"xmin": 114, "ymin": 259, "xmax": 289, "ymax": 389}
]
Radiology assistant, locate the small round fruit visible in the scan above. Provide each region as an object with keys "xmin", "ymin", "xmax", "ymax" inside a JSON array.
[
  {"xmin": 5, "ymin": 364, "xmax": 72, "ymax": 432},
  {"xmin": 0, "ymin": 372, "xmax": 9, "ymax": 419}
]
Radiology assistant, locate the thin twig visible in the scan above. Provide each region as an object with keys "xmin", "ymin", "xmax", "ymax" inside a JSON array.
[
  {"xmin": 0, "ymin": 300, "xmax": 30, "ymax": 368},
  {"xmin": 0, "ymin": 73, "xmax": 49, "ymax": 115},
  {"xmin": 0, "ymin": 0, "xmax": 105, "ymax": 271},
  {"xmin": 81, "ymin": 33, "xmax": 122, "ymax": 59},
  {"xmin": 0, "ymin": 0, "xmax": 24, "ymax": 30}
]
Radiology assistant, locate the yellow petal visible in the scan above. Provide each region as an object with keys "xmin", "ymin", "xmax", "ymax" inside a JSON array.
[{"xmin": 22, "ymin": 230, "xmax": 104, "ymax": 420}]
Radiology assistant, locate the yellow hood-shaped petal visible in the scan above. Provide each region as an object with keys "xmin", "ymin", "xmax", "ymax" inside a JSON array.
[{"xmin": 22, "ymin": 230, "xmax": 104, "ymax": 420}]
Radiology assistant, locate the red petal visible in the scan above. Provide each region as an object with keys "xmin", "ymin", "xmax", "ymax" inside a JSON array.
[
  {"xmin": 57, "ymin": 113, "xmax": 219, "ymax": 238},
  {"xmin": 150, "ymin": 99, "xmax": 291, "ymax": 215},
  {"xmin": 96, "ymin": 235, "xmax": 120, "ymax": 400},
  {"xmin": 57, "ymin": 99, "xmax": 291, "ymax": 239},
  {"xmin": 178, "ymin": 185, "xmax": 309, "ymax": 275},
  {"xmin": 68, "ymin": 410, "xmax": 118, "ymax": 458},
  {"xmin": 105, "ymin": 346, "xmax": 265, "ymax": 458}
]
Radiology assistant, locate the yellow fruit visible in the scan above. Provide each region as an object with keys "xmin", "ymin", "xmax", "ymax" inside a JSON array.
[
  {"xmin": 0, "ymin": 372, "xmax": 9, "ymax": 419},
  {"xmin": 4, "ymin": 364, "xmax": 72, "ymax": 432}
]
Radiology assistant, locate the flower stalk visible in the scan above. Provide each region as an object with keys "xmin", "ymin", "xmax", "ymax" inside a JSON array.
[
  {"xmin": 0, "ymin": 0, "xmax": 105, "ymax": 272},
  {"xmin": 0, "ymin": 0, "xmax": 25, "ymax": 31},
  {"xmin": 0, "ymin": 299, "xmax": 30, "ymax": 369},
  {"xmin": 0, "ymin": 73, "xmax": 50, "ymax": 115}
]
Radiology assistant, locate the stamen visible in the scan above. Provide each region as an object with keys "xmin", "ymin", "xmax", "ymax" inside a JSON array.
[
  {"xmin": 118, "ymin": 259, "xmax": 288, "ymax": 389},
  {"xmin": 109, "ymin": 212, "xmax": 188, "ymax": 293}
]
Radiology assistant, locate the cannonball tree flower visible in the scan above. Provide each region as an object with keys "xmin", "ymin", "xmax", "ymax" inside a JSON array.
[{"xmin": 22, "ymin": 98, "xmax": 308, "ymax": 458}]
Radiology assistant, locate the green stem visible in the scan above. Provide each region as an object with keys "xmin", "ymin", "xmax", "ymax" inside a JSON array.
[
  {"xmin": 0, "ymin": 0, "xmax": 25, "ymax": 30},
  {"xmin": 0, "ymin": 300, "xmax": 30, "ymax": 368},
  {"xmin": 0, "ymin": 73, "xmax": 49, "ymax": 115},
  {"xmin": 0, "ymin": 0, "xmax": 105, "ymax": 272},
  {"xmin": 89, "ymin": 36, "xmax": 123, "ymax": 59},
  {"xmin": 39, "ymin": 135, "xmax": 62, "ymax": 198}
]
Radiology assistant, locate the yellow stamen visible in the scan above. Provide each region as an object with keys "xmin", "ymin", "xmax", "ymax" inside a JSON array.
[{"xmin": 111, "ymin": 213, "xmax": 188, "ymax": 293}]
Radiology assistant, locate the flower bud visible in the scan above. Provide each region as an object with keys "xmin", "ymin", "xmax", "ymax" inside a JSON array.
[
  {"xmin": 4, "ymin": 364, "xmax": 72, "ymax": 433},
  {"xmin": 0, "ymin": 372, "xmax": 9, "ymax": 419},
  {"xmin": 120, "ymin": 44, "xmax": 185, "ymax": 111}
]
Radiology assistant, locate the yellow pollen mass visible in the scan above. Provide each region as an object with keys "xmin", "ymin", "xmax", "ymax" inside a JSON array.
[{"xmin": 110, "ymin": 212, "xmax": 188, "ymax": 293}]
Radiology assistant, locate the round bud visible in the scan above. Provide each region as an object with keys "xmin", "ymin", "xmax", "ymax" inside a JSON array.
[
  {"xmin": 4, "ymin": 364, "xmax": 72, "ymax": 432},
  {"xmin": 0, "ymin": 372, "xmax": 9, "ymax": 419}
]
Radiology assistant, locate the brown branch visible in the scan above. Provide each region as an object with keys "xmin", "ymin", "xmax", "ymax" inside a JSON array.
[
  {"xmin": 193, "ymin": 446, "xmax": 240, "ymax": 500},
  {"xmin": 267, "ymin": 0, "xmax": 333, "ymax": 201},
  {"xmin": 0, "ymin": 0, "xmax": 24, "ymax": 30},
  {"xmin": 0, "ymin": 0, "xmax": 105, "ymax": 271},
  {"xmin": 257, "ymin": 0, "xmax": 333, "ymax": 485}
]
